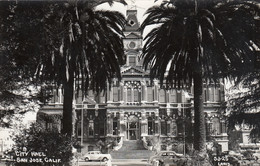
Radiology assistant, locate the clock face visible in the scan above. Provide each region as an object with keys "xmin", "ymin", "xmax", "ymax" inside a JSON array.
[
  {"xmin": 129, "ymin": 41, "xmax": 136, "ymax": 49},
  {"xmin": 128, "ymin": 19, "xmax": 136, "ymax": 26}
]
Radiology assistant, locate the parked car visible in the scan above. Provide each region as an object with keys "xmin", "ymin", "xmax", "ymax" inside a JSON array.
[
  {"xmin": 148, "ymin": 151, "xmax": 185, "ymax": 166},
  {"xmin": 83, "ymin": 151, "xmax": 112, "ymax": 162},
  {"xmin": 252, "ymin": 153, "xmax": 260, "ymax": 161}
]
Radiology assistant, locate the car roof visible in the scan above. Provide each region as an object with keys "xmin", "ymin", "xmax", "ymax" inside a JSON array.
[
  {"xmin": 158, "ymin": 151, "xmax": 183, "ymax": 155},
  {"xmin": 159, "ymin": 151, "xmax": 178, "ymax": 153}
]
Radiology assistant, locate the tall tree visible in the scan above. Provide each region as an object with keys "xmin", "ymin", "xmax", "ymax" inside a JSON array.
[
  {"xmin": 0, "ymin": 0, "xmax": 126, "ymax": 137},
  {"xmin": 140, "ymin": 0, "xmax": 259, "ymax": 154},
  {"xmin": 228, "ymin": 70, "xmax": 260, "ymax": 139}
]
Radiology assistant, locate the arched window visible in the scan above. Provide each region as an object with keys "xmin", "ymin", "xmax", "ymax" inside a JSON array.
[{"xmin": 124, "ymin": 81, "xmax": 141, "ymax": 103}]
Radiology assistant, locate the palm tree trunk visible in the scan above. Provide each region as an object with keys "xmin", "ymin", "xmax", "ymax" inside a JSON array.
[
  {"xmin": 61, "ymin": 73, "xmax": 74, "ymax": 137},
  {"xmin": 193, "ymin": 71, "xmax": 206, "ymax": 153}
]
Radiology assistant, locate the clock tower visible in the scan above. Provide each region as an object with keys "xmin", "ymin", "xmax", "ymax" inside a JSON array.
[{"xmin": 123, "ymin": 10, "xmax": 142, "ymax": 67}]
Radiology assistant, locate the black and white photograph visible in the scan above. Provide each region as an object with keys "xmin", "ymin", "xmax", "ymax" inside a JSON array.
[{"xmin": 0, "ymin": 0, "xmax": 259, "ymax": 165}]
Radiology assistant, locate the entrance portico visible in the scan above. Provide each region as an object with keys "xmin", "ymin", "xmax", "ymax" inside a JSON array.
[
  {"xmin": 127, "ymin": 115, "xmax": 140, "ymax": 140},
  {"xmin": 106, "ymin": 107, "xmax": 159, "ymax": 141}
]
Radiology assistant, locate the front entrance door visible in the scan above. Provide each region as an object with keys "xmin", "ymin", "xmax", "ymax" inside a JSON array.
[{"xmin": 127, "ymin": 115, "xmax": 139, "ymax": 140}]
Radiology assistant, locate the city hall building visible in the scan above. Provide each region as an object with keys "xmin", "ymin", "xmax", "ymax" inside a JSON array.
[{"xmin": 38, "ymin": 9, "xmax": 228, "ymax": 155}]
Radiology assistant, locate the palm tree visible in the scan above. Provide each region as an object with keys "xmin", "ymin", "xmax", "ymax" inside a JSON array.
[
  {"xmin": 1, "ymin": 0, "xmax": 126, "ymax": 137},
  {"xmin": 140, "ymin": 0, "xmax": 259, "ymax": 154},
  {"xmin": 37, "ymin": 0, "xmax": 126, "ymax": 137}
]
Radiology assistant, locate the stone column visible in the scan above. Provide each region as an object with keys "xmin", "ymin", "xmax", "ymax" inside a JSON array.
[
  {"xmin": 107, "ymin": 112, "xmax": 113, "ymax": 136},
  {"xmin": 166, "ymin": 90, "xmax": 170, "ymax": 103},
  {"xmin": 124, "ymin": 86, "xmax": 127, "ymax": 103},
  {"xmin": 107, "ymin": 84, "xmax": 111, "ymax": 101},
  {"xmin": 167, "ymin": 120, "xmax": 171, "ymax": 135},
  {"xmin": 141, "ymin": 80, "xmax": 147, "ymax": 104},
  {"xmin": 120, "ymin": 81, "xmax": 124, "ymax": 104},
  {"xmin": 131, "ymin": 87, "xmax": 134, "ymax": 102},
  {"xmin": 110, "ymin": 87, "xmax": 113, "ymax": 102},
  {"xmin": 154, "ymin": 109, "xmax": 160, "ymax": 135},
  {"xmin": 166, "ymin": 108, "xmax": 171, "ymax": 116},
  {"xmin": 119, "ymin": 111, "xmax": 125, "ymax": 137},
  {"xmin": 141, "ymin": 110, "xmax": 148, "ymax": 136},
  {"xmin": 153, "ymin": 80, "xmax": 159, "ymax": 102}
]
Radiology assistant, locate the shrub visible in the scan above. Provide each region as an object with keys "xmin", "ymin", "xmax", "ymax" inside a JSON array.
[{"xmin": 6, "ymin": 123, "xmax": 74, "ymax": 166}]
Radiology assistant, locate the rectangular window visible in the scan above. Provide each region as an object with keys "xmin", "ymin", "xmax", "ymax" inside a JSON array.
[
  {"xmin": 161, "ymin": 145, "xmax": 167, "ymax": 151},
  {"xmin": 159, "ymin": 89, "xmax": 166, "ymax": 103},
  {"xmin": 209, "ymin": 87, "xmax": 214, "ymax": 102},
  {"xmin": 76, "ymin": 90, "xmax": 83, "ymax": 104},
  {"xmin": 77, "ymin": 119, "xmax": 82, "ymax": 137},
  {"xmin": 155, "ymin": 123, "xmax": 159, "ymax": 134},
  {"xmin": 88, "ymin": 90, "xmax": 95, "ymax": 102},
  {"xmin": 206, "ymin": 122, "xmax": 211, "ymax": 136},
  {"xmin": 50, "ymin": 89, "xmax": 55, "ymax": 103},
  {"xmin": 215, "ymin": 88, "xmax": 220, "ymax": 102},
  {"xmin": 147, "ymin": 87, "xmax": 153, "ymax": 102},
  {"xmin": 148, "ymin": 120, "xmax": 154, "ymax": 135},
  {"xmin": 177, "ymin": 91, "xmax": 182, "ymax": 103},
  {"xmin": 167, "ymin": 123, "xmax": 171, "ymax": 135},
  {"xmin": 129, "ymin": 56, "xmax": 136, "ymax": 66},
  {"xmin": 88, "ymin": 121, "xmax": 94, "ymax": 136},
  {"xmin": 113, "ymin": 87, "xmax": 119, "ymax": 102},
  {"xmin": 134, "ymin": 90, "xmax": 140, "ymax": 102},
  {"xmin": 99, "ymin": 92, "xmax": 106, "ymax": 103},
  {"xmin": 127, "ymin": 89, "xmax": 132, "ymax": 102},
  {"xmin": 161, "ymin": 121, "xmax": 167, "ymax": 135},
  {"xmin": 221, "ymin": 122, "xmax": 226, "ymax": 133},
  {"xmin": 52, "ymin": 89, "xmax": 59, "ymax": 103},
  {"xmin": 169, "ymin": 90, "xmax": 177, "ymax": 103},
  {"xmin": 204, "ymin": 88, "xmax": 209, "ymax": 102},
  {"xmin": 113, "ymin": 121, "xmax": 118, "ymax": 135},
  {"xmin": 99, "ymin": 122, "xmax": 105, "ymax": 136},
  {"xmin": 94, "ymin": 121, "xmax": 100, "ymax": 136},
  {"xmin": 46, "ymin": 122, "xmax": 53, "ymax": 130}
]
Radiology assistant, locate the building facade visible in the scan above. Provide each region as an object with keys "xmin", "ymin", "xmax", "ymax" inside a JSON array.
[{"xmin": 39, "ymin": 10, "xmax": 228, "ymax": 154}]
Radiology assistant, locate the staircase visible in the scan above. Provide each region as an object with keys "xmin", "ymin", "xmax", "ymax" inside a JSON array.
[{"xmin": 110, "ymin": 140, "xmax": 155, "ymax": 159}]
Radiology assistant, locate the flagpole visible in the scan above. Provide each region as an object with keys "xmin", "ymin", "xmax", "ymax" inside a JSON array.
[
  {"xmin": 81, "ymin": 100, "xmax": 84, "ymax": 152},
  {"xmin": 183, "ymin": 90, "xmax": 186, "ymax": 157}
]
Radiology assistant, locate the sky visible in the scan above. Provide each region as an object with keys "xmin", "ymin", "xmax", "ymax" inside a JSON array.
[
  {"xmin": 96, "ymin": 0, "xmax": 163, "ymax": 22},
  {"xmin": 96, "ymin": 0, "xmax": 164, "ymax": 36}
]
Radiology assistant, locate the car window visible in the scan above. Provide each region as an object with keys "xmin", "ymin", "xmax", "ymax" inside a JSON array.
[
  {"xmin": 168, "ymin": 152, "xmax": 175, "ymax": 156},
  {"xmin": 162, "ymin": 153, "xmax": 167, "ymax": 156},
  {"xmin": 91, "ymin": 152, "xmax": 95, "ymax": 154}
]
